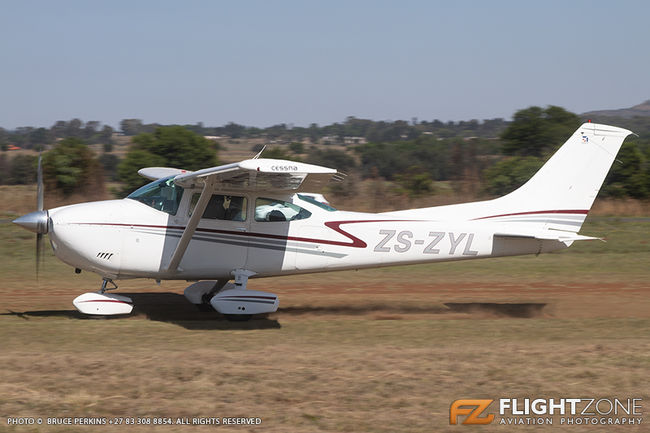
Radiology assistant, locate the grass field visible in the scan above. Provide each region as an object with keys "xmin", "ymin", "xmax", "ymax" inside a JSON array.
[{"xmin": 0, "ymin": 207, "xmax": 649, "ymax": 431}]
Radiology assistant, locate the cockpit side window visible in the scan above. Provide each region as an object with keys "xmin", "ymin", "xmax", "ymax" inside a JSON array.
[
  {"xmin": 188, "ymin": 194, "xmax": 247, "ymax": 222},
  {"xmin": 255, "ymin": 198, "xmax": 311, "ymax": 222},
  {"xmin": 127, "ymin": 176, "xmax": 184, "ymax": 215}
]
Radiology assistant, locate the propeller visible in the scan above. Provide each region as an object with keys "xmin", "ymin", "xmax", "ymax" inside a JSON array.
[
  {"xmin": 36, "ymin": 154, "xmax": 44, "ymax": 276},
  {"xmin": 12, "ymin": 154, "xmax": 49, "ymax": 278}
]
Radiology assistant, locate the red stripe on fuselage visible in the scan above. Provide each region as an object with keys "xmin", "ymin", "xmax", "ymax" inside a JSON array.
[
  {"xmin": 472, "ymin": 209, "xmax": 588, "ymax": 221},
  {"xmin": 75, "ymin": 220, "xmax": 412, "ymax": 249},
  {"xmin": 78, "ymin": 299, "xmax": 132, "ymax": 305}
]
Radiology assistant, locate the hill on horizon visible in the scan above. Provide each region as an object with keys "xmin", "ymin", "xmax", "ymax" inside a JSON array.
[{"xmin": 582, "ymin": 100, "xmax": 650, "ymax": 119}]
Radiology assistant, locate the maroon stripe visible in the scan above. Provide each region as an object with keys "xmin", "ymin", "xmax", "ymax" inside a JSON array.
[
  {"xmin": 79, "ymin": 299, "xmax": 132, "ymax": 305},
  {"xmin": 472, "ymin": 210, "xmax": 589, "ymax": 221},
  {"xmin": 218, "ymin": 295, "xmax": 277, "ymax": 300},
  {"xmin": 75, "ymin": 220, "xmax": 412, "ymax": 249}
]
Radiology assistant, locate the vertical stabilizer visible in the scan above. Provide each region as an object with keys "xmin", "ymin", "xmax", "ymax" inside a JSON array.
[
  {"xmin": 498, "ymin": 123, "xmax": 632, "ymax": 214},
  {"xmin": 384, "ymin": 123, "xmax": 633, "ymax": 233}
]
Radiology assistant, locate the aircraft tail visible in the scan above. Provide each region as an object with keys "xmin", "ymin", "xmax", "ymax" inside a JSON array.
[{"xmin": 384, "ymin": 123, "xmax": 633, "ymax": 233}]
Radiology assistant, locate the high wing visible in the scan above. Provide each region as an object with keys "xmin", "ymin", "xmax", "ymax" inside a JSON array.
[
  {"xmin": 137, "ymin": 158, "xmax": 343, "ymax": 272},
  {"xmin": 139, "ymin": 159, "xmax": 343, "ymax": 191}
]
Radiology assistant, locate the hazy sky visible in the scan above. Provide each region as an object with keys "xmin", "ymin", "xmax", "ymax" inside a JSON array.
[{"xmin": 2, "ymin": 0, "xmax": 649, "ymax": 129}]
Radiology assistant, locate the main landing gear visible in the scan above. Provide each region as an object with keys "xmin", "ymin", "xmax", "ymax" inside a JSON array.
[{"xmin": 183, "ymin": 269, "xmax": 279, "ymax": 321}]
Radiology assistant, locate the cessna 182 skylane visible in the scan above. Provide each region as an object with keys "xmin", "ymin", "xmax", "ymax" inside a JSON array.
[{"xmin": 13, "ymin": 123, "xmax": 632, "ymax": 318}]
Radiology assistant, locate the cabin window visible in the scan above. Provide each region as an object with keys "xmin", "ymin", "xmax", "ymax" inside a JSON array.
[
  {"xmin": 254, "ymin": 198, "xmax": 311, "ymax": 222},
  {"xmin": 127, "ymin": 176, "xmax": 184, "ymax": 215},
  {"xmin": 297, "ymin": 194, "xmax": 337, "ymax": 212},
  {"xmin": 189, "ymin": 194, "xmax": 247, "ymax": 221}
]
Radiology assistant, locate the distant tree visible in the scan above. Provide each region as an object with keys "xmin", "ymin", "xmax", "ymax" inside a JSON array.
[
  {"xmin": 355, "ymin": 142, "xmax": 411, "ymax": 179},
  {"xmin": 14, "ymin": 127, "xmax": 34, "ymax": 148},
  {"xmin": 482, "ymin": 156, "xmax": 544, "ymax": 196},
  {"xmin": 51, "ymin": 120, "xmax": 67, "ymax": 138},
  {"xmin": 120, "ymin": 119, "xmax": 144, "ymax": 136},
  {"xmin": 209, "ymin": 140, "xmax": 222, "ymax": 152},
  {"xmin": 307, "ymin": 149, "xmax": 356, "ymax": 172},
  {"xmin": 501, "ymin": 106, "xmax": 580, "ymax": 157},
  {"xmin": 99, "ymin": 153, "xmax": 120, "ymax": 182},
  {"xmin": 98, "ymin": 125, "xmax": 114, "ymax": 144},
  {"xmin": 131, "ymin": 126, "xmax": 217, "ymax": 170},
  {"xmin": 289, "ymin": 142, "xmax": 304, "ymax": 154},
  {"xmin": 42, "ymin": 138, "xmax": 105, "ymax": 196},
  {"xmin": 8, "ymin": 154, "xmax": 38, "ymax": 185},
  {"xmin": 29, "ymin": 127, "xmax": 55, "ymax": 149},
  {"xmin": 601, "ymin": 141, "xmax": 648, "ymax": 198},
  {"xmin": 0, "ymin": 155, "xmax": 8, "ymax": 183},
  {"xmin": 117, "ymin": 150, "xmax": 166, "ymax": 195},
  {"xmin": 84, "ymin": 121, "xmax": 101, "ymax": 139},
  {"xmin": 308, "ymin": 123, "xmax": 320, "ymax": 144},
  {"xmin": 260, "ymin": 147, "xmax": 301, "ymax": 161},
  {"xmin": 223, "ymin": 122, "xmax": 246, "ymax": 139},
  {"xmin": 394, "ymin": 166, "xmax": 435, "ymax": 198},
  {"xmin": 0, "ymin": 127, "xmax": 8, "ymax": 150},
  {"xmin": 355, "ymin": 135, "xmax": 450, "ymax": 181},
  {"xmin": 66, "ymin": 118, "xmax": 83, "ymax": 137},
  {"xmin": 117, "ymin": 126, "xmax": 218, "ymax": 194}
]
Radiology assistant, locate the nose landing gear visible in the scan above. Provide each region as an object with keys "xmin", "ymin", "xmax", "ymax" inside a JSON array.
[{"xmin": 72, "ymin": 278, "xmax": 134, "ymax": 316}]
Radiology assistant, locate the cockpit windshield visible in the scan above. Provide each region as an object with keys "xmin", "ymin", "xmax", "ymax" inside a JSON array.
[
  {"xmin": 297, "ymin": 194, "xmax": 337, "ymax": 212},
  {"xmin": 127, "ymin": 176, "xmax": 184, "ymax": 215}
]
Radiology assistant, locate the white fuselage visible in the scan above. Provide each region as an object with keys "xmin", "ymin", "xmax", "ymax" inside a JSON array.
[
  {"xmin": 47, "ymin": 192, "xmax": 568, "ymax": 281},
  {"xmin": 12, "ymin": 123, "xmax": 630, "ymax": 317}
]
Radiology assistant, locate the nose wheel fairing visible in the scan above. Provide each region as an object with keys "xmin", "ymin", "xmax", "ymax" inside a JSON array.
[
  {"xmin": 72, "ymin": 278, "xmax": 134, "ymax": 316},
  {"xmin": 72, "ymin": 292, "xmax": 134, "ymax": 315}
]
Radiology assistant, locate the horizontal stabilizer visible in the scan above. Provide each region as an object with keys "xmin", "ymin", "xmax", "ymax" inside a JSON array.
[{"xmin": 495, "ymin": 231, "xmax": 603, "ymax": 245}]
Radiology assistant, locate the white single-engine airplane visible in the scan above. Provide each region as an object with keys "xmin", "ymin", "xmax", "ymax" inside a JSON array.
[{"xmin": 13, "ymin": 123, "xmax": 632, "ymax": 319}]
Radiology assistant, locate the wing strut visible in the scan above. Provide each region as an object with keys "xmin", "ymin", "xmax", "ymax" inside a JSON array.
[{"xmin": 166, "ymin": 176, "xmax": 216, "ymax": 272}]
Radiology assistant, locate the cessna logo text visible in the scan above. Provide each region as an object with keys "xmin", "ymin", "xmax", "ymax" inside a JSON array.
[
  {"xmin": 450, "ymin": 398, "xmax": 643, "ymax": 426},
  {"xmin": 270, "ymin": 165, "xmax": 298, "ymax": 171}
]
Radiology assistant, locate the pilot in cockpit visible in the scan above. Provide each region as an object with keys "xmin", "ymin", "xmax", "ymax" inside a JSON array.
[{"xmin": 223, "ymin": 195, "xmax": 245, "ymax": 221}]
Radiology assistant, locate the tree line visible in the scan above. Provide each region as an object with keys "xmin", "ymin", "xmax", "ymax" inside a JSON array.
[
  {"xmin": 118, "ymin": 117, "xmax": 509, "ymax": 143},
  {"xmin": 1, "ymin": 107, "xmax": 649, "ymax": 200},
  {"xmin": 0, "ymin": 119, "xmax": 114, "ymax": 151},
  {"xmin": 0, "ymin": 116, "xmax": 508, "ymax": 149}
]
